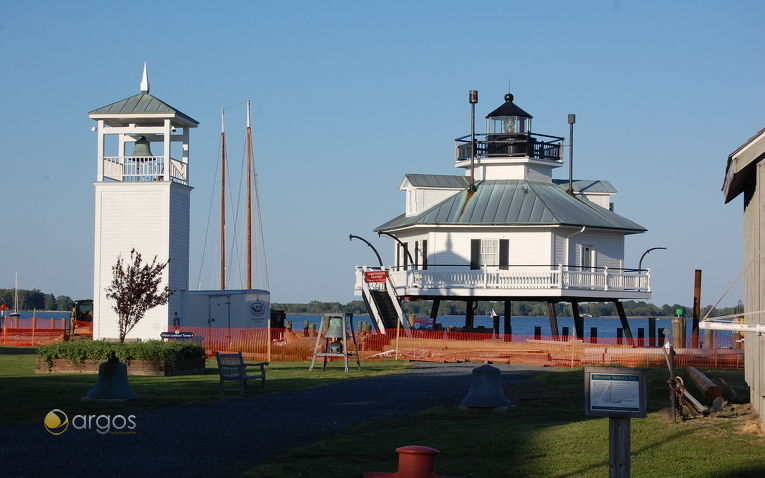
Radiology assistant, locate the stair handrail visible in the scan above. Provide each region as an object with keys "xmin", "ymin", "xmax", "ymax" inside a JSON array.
[
  {"xmin": 361, "ymin": 277, "xmax": 387, "ymax": 333},
  {"xmin": 385, "ymin": 273, "xmax": 409, "ymax": 332}
]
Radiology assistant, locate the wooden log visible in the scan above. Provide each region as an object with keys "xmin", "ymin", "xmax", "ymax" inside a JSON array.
[{"xmin": 687, "ymin": 366, "xmax": 722, "ymax": 402}]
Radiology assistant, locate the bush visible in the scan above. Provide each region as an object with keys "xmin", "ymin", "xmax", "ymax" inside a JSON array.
[{"xmin": 36, "ymin": 340, "xmax": 205, "ymax": 368}]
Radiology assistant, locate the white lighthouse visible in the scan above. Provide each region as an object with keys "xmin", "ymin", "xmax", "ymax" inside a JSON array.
[{"xmin": 89, "ymin": 64, "xmax": 199, "ymax": 340}]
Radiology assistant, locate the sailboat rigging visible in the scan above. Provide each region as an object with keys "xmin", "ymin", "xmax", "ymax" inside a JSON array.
[{"xmin": 198, "ymin": 100, "xmax": 269, "ymax": 292}]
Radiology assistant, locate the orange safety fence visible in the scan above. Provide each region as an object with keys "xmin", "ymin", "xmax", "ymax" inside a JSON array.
[
  {"xmin": 1, "ymin": 318, "xmax": 89, "ymax": 346},
  {"xmin": 1, "ymin": 329, "xmax": 66, "ymax": 346},
  {"xmin": 0, "ymin": 322, "xmax": 744, "ymax": 370},
  {"xmin": 162, "ymin": 326, "xmax": 744, "ymax": 370},
  {"xmin": 2, "ymin": 317, "xmax": 69, "ymax": 330}
]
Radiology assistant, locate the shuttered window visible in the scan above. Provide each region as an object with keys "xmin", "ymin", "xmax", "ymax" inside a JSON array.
[
  {"xmin": 581, "ymin": 245, "xmax": 594, "ymax": 269},
  {"xmin": 470, "ymin": 239, "xmax": 480, "ymax": 270},
  {"xmin": 471, "ymin": 239, "xmax": 508, "ymax": 269},
  {"xmin": 499, "ymin": 239, "xmax": 509, "ymax": 270},
  {"xmin": 481, "ymin": 239, "xmax": 500, "ymax": 266}
]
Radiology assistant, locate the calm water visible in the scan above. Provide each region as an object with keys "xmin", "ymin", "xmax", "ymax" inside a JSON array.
[
  {"xmin": 7, "ymin": 311, "xmax": 716, "ymax": 340},
  {"xmin": 284, "ymin": 314, "xmax": 698, "ymax": 339}
]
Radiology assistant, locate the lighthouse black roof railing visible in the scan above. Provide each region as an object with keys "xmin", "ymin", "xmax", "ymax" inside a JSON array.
[{"xmin": 455, "ymin": 131, "xmax": 564, "ymax": 162}]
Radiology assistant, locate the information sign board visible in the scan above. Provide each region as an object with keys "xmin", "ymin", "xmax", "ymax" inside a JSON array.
[
  {"xmin": 364, "ymin": 271, "xmax": 389, "ymax": 283},
  {"xmin": 160, "ymin": 331, "xmax": 194, "ymax": 339},
  {"xmin": 584, "ymin": 367, "xmax": 646, "ymax": 418}
]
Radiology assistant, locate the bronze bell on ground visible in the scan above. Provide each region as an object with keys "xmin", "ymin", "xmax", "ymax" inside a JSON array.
[
  {"xmin": 459, "ymin": 364, "xmax": 513, "ymax": 411},
  {"xmin": 82, "ymin": 355, "xmax": 138, "ymax": 402},
  {"xmin": 132, "ymin": 136, "xmax": 153, "ymax": 157}
]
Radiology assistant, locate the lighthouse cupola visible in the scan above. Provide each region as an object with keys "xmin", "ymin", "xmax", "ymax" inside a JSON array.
[
  {"xmin": 455, "ymin": 92, "xmax": 563, "ymax": 182},
  {"xmin": 486, "ymin": 93, "xmax": 532, "ymax": 135}
]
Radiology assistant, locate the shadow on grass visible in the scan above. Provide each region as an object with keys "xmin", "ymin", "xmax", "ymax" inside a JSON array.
[
  {"xmin": 0, "ymin": 345, "xmax": 37, "ymax": 355},
  {"xmin": 244, "ymin": 367, "xmax": 759, "ymax": 478},
  {"xmin": 716, "ymin": 466, "xmax": 765, "ymax": 478},
  {"xmin": 0, "ymin": 355, "xmax": 409, "ymax": 426}
]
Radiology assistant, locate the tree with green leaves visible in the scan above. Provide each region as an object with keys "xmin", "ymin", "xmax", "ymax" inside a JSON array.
[{"xmin": 104, "ymin": 249, "xmax": 172, "ymax": 343}]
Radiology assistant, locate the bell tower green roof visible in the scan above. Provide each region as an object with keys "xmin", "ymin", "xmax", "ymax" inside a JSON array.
[{"xmin": 88, "ymin": 64, "xmax": 198, "ymax": 128}]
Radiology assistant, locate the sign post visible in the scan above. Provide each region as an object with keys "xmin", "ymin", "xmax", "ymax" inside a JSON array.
[{"xmin": 585, "ymin": 367, "xmax": 646, "ymax": 478}]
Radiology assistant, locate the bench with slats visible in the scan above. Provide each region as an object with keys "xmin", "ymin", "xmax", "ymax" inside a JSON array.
[{"xmin": 216, "ymin": 351, "xmax": 268, "ymax": 395}]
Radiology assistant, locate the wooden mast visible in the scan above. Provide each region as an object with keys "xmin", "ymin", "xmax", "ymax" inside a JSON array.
[
  {"xmin": 246, "ymin": 101, "xmax": 253, "ymax": 289},
  {"xmin": 220, "ymin": 110, "xmax": 226, "ymax": 290}
]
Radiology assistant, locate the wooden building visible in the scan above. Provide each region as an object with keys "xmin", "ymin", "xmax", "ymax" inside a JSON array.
[
  {"xmin": 355, "ymin": 92, "xmax": 651, "ymax": 339},
  {"xmin": 722, "ymin": 127, "xmax": 765, "ymax": 429}
]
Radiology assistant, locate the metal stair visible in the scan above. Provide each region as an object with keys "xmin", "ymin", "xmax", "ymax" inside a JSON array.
[{"xmin": 360, "ymin": 272, "xmax": 407, "ymax": 334}]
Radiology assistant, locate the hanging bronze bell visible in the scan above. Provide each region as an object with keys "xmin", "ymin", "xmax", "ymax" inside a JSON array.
[
  {"xmin": 82, "ymin": 355, "xmax": 139, "ymax": 402},
  {"xmin": 325, "ymin": 317, "xmax": 345, "ymax": 339},
  {"xmin": 131, "ymin": 136, "xmax": 153, "ymax": 157},
  {"xmin": 459, "ymin": 364, "xmax": 513, "ymax": 410}
]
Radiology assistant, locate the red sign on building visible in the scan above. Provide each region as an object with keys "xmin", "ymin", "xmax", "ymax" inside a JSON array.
[{"xmin": 364, "ymin": 271, "xmax": 389, "ymax": 283}]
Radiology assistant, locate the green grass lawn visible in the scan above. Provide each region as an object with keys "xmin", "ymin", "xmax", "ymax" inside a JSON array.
[
  {"xmin": 2, "ymin": 346, "xmax": 763, "ymax": 478},
  {"xmin": 0, "ymin": 345, "xmax": 409, "ymax": 426},
  {"xmin": 243, "ymin": 367, "xmax": 765, "ymax": 478}
]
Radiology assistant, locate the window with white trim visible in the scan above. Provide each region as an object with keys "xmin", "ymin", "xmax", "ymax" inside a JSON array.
[
  {"xmin": 481, "ymin": 239, "xmax": 500, "ymax": 267},
  {"xmin": 471, "ymin": 238, "xmax": 509, "ymax": 270}
]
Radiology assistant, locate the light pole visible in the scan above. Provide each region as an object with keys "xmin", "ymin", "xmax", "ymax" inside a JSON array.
[
  {"xmin": 349, "ymin": 234, "xmax": 383, "ymax": 269},
  {"xmin": 639, "ymin": 247, "xmax": 667, "ymax": 272},
  {"xmin": 469, "ymin": 90, "xmax": 478, "ymax": 192}
]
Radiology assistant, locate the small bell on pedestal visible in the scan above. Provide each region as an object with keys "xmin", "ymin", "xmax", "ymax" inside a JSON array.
[{"xmin": 309, "ymin": 313, "xmax": 362, "ymax": 372}]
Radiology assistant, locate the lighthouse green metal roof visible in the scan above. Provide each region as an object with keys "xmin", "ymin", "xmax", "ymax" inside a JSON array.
[
  {"xmin": 375, "ymin": 180, "xmax": 645, "ymax": 233},
  {"xmin": 551, "ymin": 179, "xmax": 617, "ymax": 194}
]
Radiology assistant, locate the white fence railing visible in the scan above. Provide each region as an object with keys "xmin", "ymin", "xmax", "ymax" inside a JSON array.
[
  {"xmin": 355, "ymin": 265, "xmax": 649, "ymax": 294},
  {"xmin": 102, "ymin": 156, "xmax": 188, "ymax": 185}
]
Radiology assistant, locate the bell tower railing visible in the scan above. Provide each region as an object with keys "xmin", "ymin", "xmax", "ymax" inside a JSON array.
[{"xmin": 102, "ymin": 156, "xmax": 188, "ymax": 185}]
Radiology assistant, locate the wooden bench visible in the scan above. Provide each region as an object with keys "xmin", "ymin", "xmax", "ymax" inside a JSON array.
[{"xmin": 215, "ymin": 352, "xmax": 268, "ymax": 395}]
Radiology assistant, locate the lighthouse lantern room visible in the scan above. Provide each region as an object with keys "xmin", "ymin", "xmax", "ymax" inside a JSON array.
[{"xmin": 89, "ymin": 64, "xmax": 198, "ymax": 341}]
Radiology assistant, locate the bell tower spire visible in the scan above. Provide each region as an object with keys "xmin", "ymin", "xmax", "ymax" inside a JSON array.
[{"xmin": 140, "ymin": 62, "xmax": 150, "ymax": 94}]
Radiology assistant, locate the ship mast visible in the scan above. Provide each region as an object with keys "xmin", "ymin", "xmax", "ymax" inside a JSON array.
[
  {"xmin": 246, "ymin": 101, "xmax": 253, "ymax": 289},
  {"xmin": 220, "ymin": 109, "xmax": 227, "ymax": 290}
]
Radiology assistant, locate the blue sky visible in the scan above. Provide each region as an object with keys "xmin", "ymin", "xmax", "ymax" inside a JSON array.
[{"xmin": 0, "ymin": 1, "xmax": 763, "ymax": 308}]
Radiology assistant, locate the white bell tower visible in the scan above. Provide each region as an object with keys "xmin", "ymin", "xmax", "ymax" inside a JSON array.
[{"xmin": 89, "ymin": 64, "xmax": 199, "ymax": 340}]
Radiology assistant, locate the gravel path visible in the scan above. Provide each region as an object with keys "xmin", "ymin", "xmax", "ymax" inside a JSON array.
[{"xmin": 0, "ymin": 362, "xmax": 546, "ymax": 478}]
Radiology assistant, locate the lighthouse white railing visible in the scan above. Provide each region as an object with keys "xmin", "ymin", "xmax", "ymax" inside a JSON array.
[
  {"xmin": 355, "ymin": 265, "xmax": 649, "ymax": 294},
  {"xmin": 102, "ymin": 156, "xmax": 188, "ymax": 185}
]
